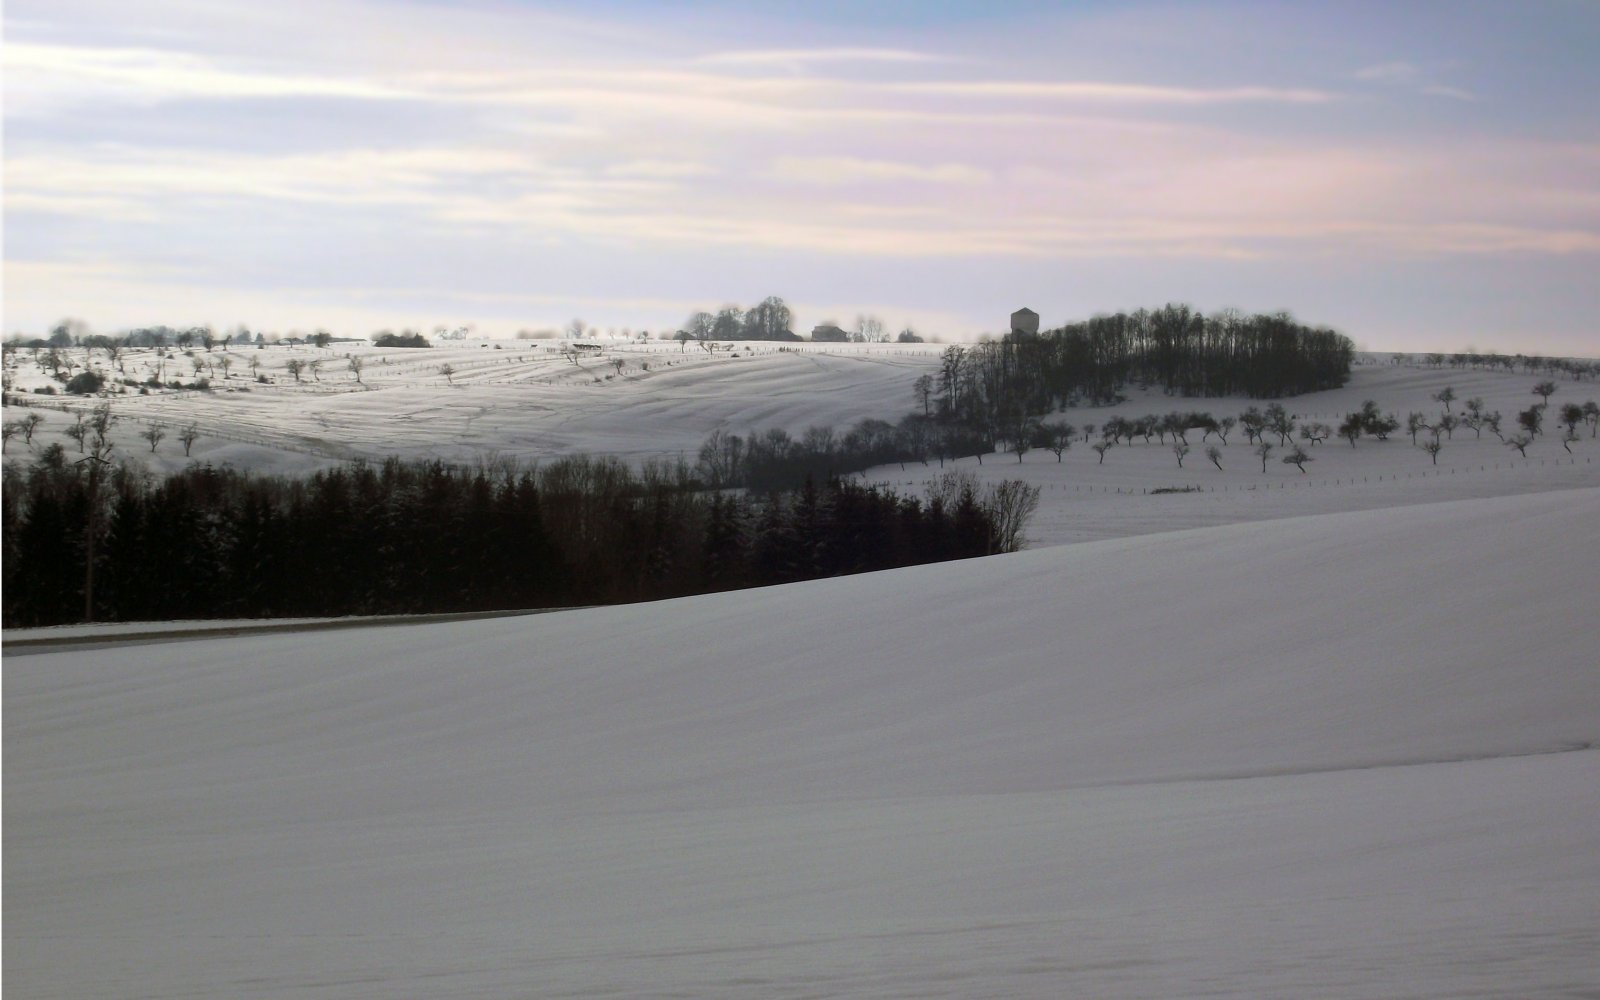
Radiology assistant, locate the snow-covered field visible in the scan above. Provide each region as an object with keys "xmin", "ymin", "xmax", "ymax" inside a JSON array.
[{"xmin": 5, "ymin": 346, "xmax": 1599, "ymax": 997}]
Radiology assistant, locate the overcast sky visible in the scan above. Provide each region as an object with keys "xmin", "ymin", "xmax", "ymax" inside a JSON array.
[{"xmin": 5, "ymin": 0, "xmax": 1598, "ymax": 353}]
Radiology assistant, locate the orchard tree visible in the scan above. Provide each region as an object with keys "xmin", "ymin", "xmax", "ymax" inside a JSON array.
[
  {"xmin": 1338, "ymin": 413, "xmax": 1363, "ymax": 447},
  {"xmin": 1005, "ymin": 411, "xmax": 1039, "ymax": 463},
  {"xmin": 440, "ymin": 363, "xmax": 455, "ymax": 385},
  {"xmin": 1517, "ymin": 405, "xmax": 1543, "ymax": 437},
  {"xmin": 1584, "ymin": 400, "xmax": 1599, "ymax": 437},
  {"xmin": 178, "ymin": 423, "xmax": 201, "ymax": 456},
  {"xmin": 1283, "ymin": 445, "xmax": 1311, "ymax": 473},
  {"xmin": 1532, "ymin": 381, "xmax": 1556, "ymax": 405},
  {"xmin": 1, "ymin": 421, "xmax": 19, "ymax": 453},
  {"xmin": 141, "ymin": 422, "xmax": 166, "ymax": 452},
  {"xmin": 1264, "ymin": 403, "xmax": 1295, "ymax": 445},
  {"xmin": 1561, "ymin": 429, "xmax": 1579, "ymax": 454},
  {"xmin": 1299, "ymin": 421, "xmax": 1331, "ymax": 446},
  {"xmin": 1205, "ymin": 445, "xmax": 1223, "ymax": 470},
  {"xmin": 1172, "ymin": 441, "xmax": 1190, "ymax": 467},
  {"xmin": 66, "ymin": 413, "xmax": 89, "ymax": 452},
  {"xmin": 1422, "ymin": 439, "xmax": 1443, "ymax": 464},
  {"xmin": 1255, "ymin": 440, "xmax": 1274, "ymax": 472},
  {"xmin": 1217, "ymin": 416, "xmax": 1237, "ymax": 445},
  {"xmin": 1406, "ymin": 411, "xmax": 1428, "ymax": 445},
  {"xmin": 19, "ymin": 411, "xmax": 44, "ymax": 445},
  {"xmin": 1485, "ymin": 410, "xmax": 1504, "ymax": 441},
  {"xmin": 1558, "ymin": 402, "xmax": 1584, "ymax": 436},
  {"xmin": 1037, "ymin": 419, "xmax": 1074, "ymax": 461},
  {"xmin": 348, "ymin": 356, "xmax": 363, "ymax": 383},
  {"xmin": 1239, "ymin": 406, "xmax": 1266, "ymax": 445},
  {"xmin": 286, "ymin": 359, "xmax": 304, "ymax": 383},
  {"xmin": 1507, "ymin": 433, "xmax": 1532, "ymax": 457},
  {"xmin": 1438, "ymin": 413, "xmax": 1458, "ymax": 439},
  {"xmin": 1092, "ymin": 439, "xmax": 1115, "ymax": 464},
  {"xmin": 1432, "ymin": 386, "xmax": 1456, "ymax": 412}
]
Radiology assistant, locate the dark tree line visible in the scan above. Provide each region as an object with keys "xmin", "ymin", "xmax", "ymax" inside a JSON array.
[
  {"xmin": 928, "ymin": 305, "xmax": 1353, "ymax": 436},
  {"xmin": 3, "ymin": 453, "xmax": 1026, "ymax": 627}
]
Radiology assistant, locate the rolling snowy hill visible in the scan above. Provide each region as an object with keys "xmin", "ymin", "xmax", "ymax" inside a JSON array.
[{"xmin": 6, "ymin": 487, "xmax": 1597, "ymax": 998}]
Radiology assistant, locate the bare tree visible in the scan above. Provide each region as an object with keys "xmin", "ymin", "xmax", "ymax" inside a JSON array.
[
  {"xmin": 285, "ymin": 359, "xmax": 304, "ymax": 383},
  {"xmin": 1, "ymin": 420, "xmax": 19, "ymax": 453},
  {"xmin": 1282, "ymin": 445, "xmax": 1311, "ymax": 473},
  {"xmin": 1558, "ymin": 402, "xmax": 1584, "ymax": 436},
  {"xmin": 1172, "ymin": 441, "xmax": 1190, "ymax": 468},
  {"xmin": 1264, "ymin": 403, "xmax": 1295, "ymax": 445},
  {"xmin": 66, "ymin": 413, "xmax": 89, "ymax": 452},
  {"xmin": 19, "ymin": 411, "xmax": 44, "ymax": 445},
  {"xmin": 1507, "ymin": 433, "xmax": 1531, "ymax": 457},
  {"xmin": 1205, "ymin": 445, "xmax": 1223, "ymax": 470},
  {"xmin": 1092, "ymin": 439, "xmax": 1114, "ymax": 464},
  {"xmin": 1432, "ymin": 386, "xmax": 1456, "ymax": 413},
  {"xmin": 983, "ymin": 479, "xmax": 1042, "ymax": 554},
  {"xmin": 1421, "ymin": 439, "xmax": 1443, "ymax": 464},
  {"xmin": 1485, "ymin": 410, "xmax": 1504, "ymax": 441},
  {"xmin": 682, "ymin": 311, "xmax": 713, "ymax": 352},
  {"xmin": 913, "ymin": 374, "xmax": 934, "ymax": 417},
  {"xmin": 1255, "ymin": 440, "xmax": 1275, "ymax": 472},
  {"xmin": 1406, "ymin": 411, "xmax": 1428, "ymax": 445},
  {"xmin": 1216, "ymin": 416, "xmax": 1236, "ymax": 445},
  {"xmin": 1038, "ymin": 419, "xmax": 1074, "ymax": 461},
  {"xmin": 141, "ymin": 422, "xmax": 167, "ymax": 452},
  {"xmin": 853, "ymin": 314, "xmax": 887, "ymax": 343},
  {"xmin": 1299, "ymin": 421, "xmax": 1330, "ymax": 446},
  {"xmin": 440, "ymin": 363, "xmax": 455, "ymax": 385},
  {"xmin": 178, "ymin": 423, "xmax": 201, "ymax": 457},
  {"xmin": 711, "ymin": 306, "xmax": 744, "ymax": 345},
  {"xmin": 349, "ymin": 356, "xmax": 363, "ymax": 383},
  {"xmin": 1532, "ymin": 380, "xmax": 1556, "ymax": 405}
]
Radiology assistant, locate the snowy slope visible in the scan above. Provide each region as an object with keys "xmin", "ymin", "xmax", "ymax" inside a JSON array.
[
  {"xmin": 8, "ymin": 346, "xmax": 1597, "ymax": 550},
  {"xmin": 6, "ymin": 488, "xmax": 1598, "ymax": 998}
]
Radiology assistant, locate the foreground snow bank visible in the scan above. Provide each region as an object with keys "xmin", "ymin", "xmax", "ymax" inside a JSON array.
[{"xmin": 6, "ymin": 488, "xmax": 1597, "ymax": 998}]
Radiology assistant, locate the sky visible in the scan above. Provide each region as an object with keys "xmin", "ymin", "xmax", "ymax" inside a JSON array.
[{"xmin": 4, "ymin": 0, "xmax": 1598, "ymax": 354}]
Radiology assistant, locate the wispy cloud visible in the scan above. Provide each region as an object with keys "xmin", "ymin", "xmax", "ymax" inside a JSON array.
[
  {"xmin": 1355, "ymin": 60, "xmax": 1475, "ymax": 101},
  {"xmin": 769, "ymin": 157, "xmax": 990, "ymax": 186},
  {"xmin": 1355, "ymin": 61, "xmax": 1422, "ymax": 83},
  {"xmin": 891, "ymin": 81, "xmax": 1336, "ymax": 104},
  {"xmin": 5, "ymin": 42, "xmax": 411, "ymax": 113},
  {"xmin": 695, "ymin": 47, "xmax": 945, "ymax": 67}
]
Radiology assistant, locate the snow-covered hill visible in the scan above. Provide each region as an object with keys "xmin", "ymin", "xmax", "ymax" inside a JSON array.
[{"xmin": 7, "ymin": 488, "xmax": 1597, "ymax": 998}]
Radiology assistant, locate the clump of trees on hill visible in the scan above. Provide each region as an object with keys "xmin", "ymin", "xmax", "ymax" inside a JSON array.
[
  {"xmin": 905, "ymin": 305, "xmax": 1352, "ymax": 456},
  {"xmin": 373, "ymin": 331, "xmax": 431, "ymax": 348},
  {"xmin": 2, "ymin": 453, "xmax": 1037, "ymax": 627}
]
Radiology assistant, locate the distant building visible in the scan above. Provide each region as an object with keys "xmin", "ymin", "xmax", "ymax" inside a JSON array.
[
  {"xmin": 1011, "ymin": 307, "xmax": 1040, "ymax": 335},
  {"xmin": 811, "ymin": 324, "xmax": 849, "ymax": 342}
]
